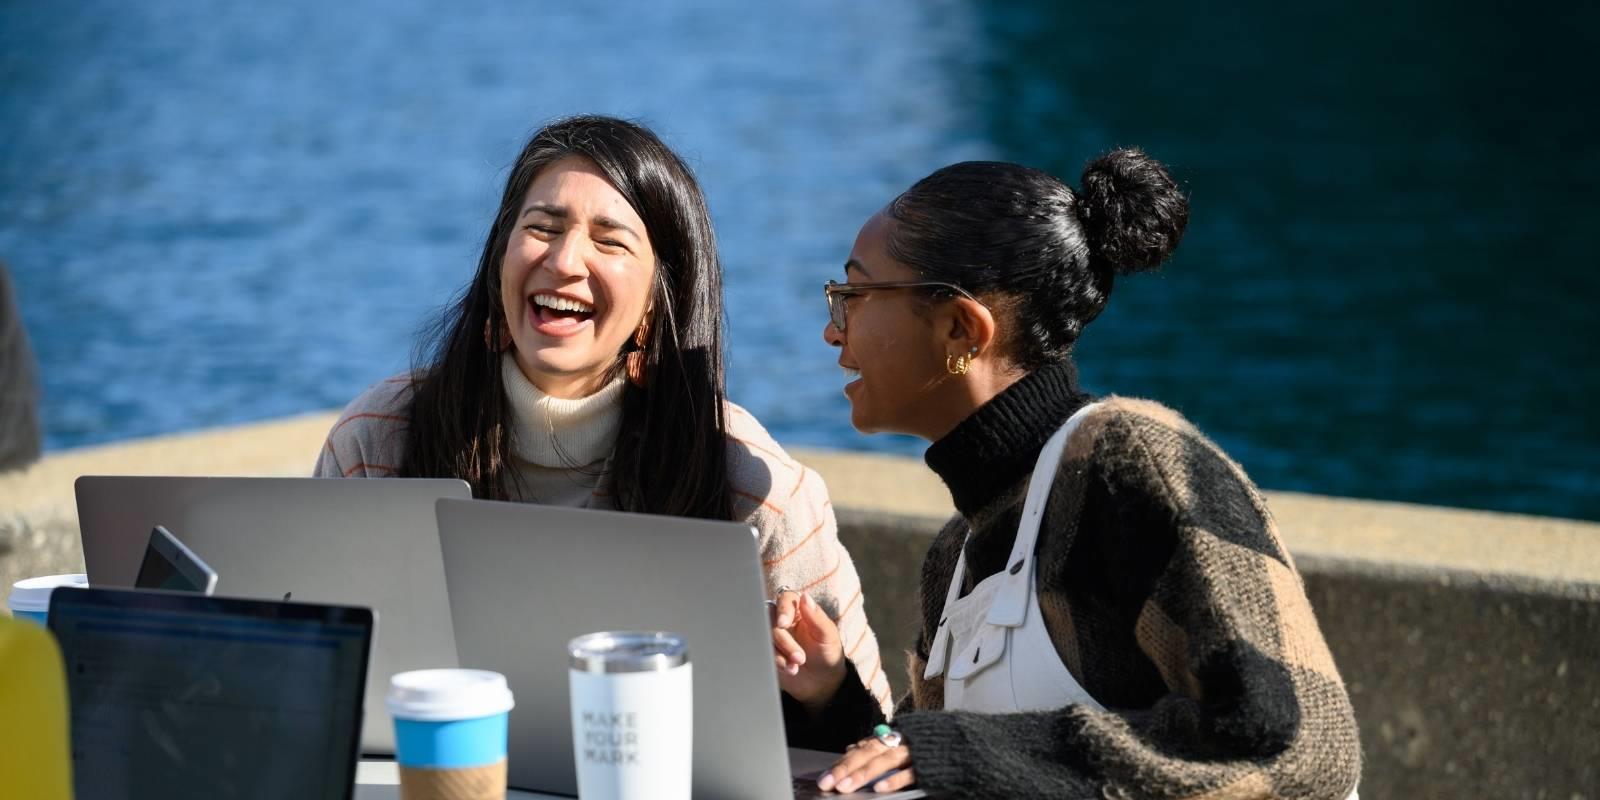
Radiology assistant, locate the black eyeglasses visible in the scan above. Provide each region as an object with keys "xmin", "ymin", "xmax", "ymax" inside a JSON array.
[{"xmin": 823, "ymin": 279, "xmax": 983, "ymax": 333}]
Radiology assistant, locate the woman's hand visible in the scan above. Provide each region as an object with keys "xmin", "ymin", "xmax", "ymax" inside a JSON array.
[
  {"xmin": 816, "ymin": 728, "xmax": 916, "ymax": 794},
  {"xmin": 770, "ymin": 589, "xmax": 848, "ymax": 712}
]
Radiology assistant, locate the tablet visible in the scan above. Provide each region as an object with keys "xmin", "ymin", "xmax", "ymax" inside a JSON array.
[
  {"xmin": 48, "ymin": 587, "xmax": 373, "ymax": 800},
  {"xmin": 134, "ymin": 525, "xmax": 217, "ymax": 594}
]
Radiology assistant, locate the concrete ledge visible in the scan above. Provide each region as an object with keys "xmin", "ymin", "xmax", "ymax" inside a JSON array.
[
  {"xmin": 4, "ymin": 415, "xmax": 1599, "ymax": 797},
  {"xmin": 1301, "ymin": 557, "xmax": 1598, "ymax": 795},
  {"xmin": 794, "ymin": 445, "xmax": 1600, "ymax": 591}
]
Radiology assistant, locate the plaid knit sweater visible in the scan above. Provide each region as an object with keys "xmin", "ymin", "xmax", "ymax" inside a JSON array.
[
  {"xmin": 794, "ymin": 362, "xmax": 1361, "ymax": 799},
  {"xmin": 315, "ymin": 373, "xmax": 895, "ymax": 713}
]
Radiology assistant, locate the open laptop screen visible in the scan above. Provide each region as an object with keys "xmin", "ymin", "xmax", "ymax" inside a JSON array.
[{"xmin": 48, "ymin": 587, "xmax": 372, "ymax": 800}]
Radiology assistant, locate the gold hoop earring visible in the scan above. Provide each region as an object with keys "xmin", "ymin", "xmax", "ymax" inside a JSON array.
[{"xmin": 945, "ymin": 347, "xmax": 978, "ymax": 376}]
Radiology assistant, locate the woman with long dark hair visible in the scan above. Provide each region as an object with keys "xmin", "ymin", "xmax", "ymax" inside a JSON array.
[
  {"xmin": 317, "ymin": 115, "xmax": 893, "ymax": 710},
  {"xmin": 772, "ymin": 150, "xmax": 1361, "ymax": 797}
]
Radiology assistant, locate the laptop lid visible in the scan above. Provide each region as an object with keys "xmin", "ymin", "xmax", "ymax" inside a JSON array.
[
  {"xmin": 75, "ymin": 475, "xmax": 471, "ymax": 754},
  {"xmin": 435, "ymin": 497, "xmax": 795, "ymax": 800},
  {"xmin": 48, "ymin": 586, "xmax": 372, "ymax": 800}
]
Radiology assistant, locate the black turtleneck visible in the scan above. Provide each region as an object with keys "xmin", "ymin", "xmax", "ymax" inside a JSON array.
[{"xmin": 923, "ymin": 359, "xmax": 1091, "ymax": 520}]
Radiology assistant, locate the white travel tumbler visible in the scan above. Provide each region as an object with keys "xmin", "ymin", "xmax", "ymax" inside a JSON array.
[{"xmin": 567, "ymin": 631, "xmax": 692, "ymax": 800}]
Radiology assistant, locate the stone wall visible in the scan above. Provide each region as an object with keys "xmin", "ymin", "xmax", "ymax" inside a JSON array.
[
  {"xmin": 1300, "ymin": 558, "xmax": 1598, "ymax": 796},
  {"xmin": 3, "ymin": 415, "xmax": 1597, "ymax": 797}
]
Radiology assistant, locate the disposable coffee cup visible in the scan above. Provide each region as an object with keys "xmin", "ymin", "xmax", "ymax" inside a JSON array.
[
  {"xmin": 7, "ymin": 573, "xmax": 88, "ymax": 625},
  {"xmin": 387, "ymin": 669, "xmax": 515, "ymax": 800},
  {"xmin": 568, "ymin": 631, "xmax": 692, "ymax": 800}
]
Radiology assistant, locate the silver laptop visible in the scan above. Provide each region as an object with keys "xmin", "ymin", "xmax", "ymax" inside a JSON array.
[
  {"xmin": 435, "ymin": 498, "xmax": 924, "ymax": 800},
  {"xmin": 75, "ymin": 475, "xmax": 471, "ymax": 755}
]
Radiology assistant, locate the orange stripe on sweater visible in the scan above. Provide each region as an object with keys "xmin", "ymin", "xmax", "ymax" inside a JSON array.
[
  {"xmin": 800, "ymin": 558, "xmax": 841, "ymax": 592},
  {"xmin": 832, "ymin": 589, "xmax": 862, "ymax": 623},
  {"xmin": 761, "ymin": 509, "xmax": 831, "ymax": 567},
  {"xmin": 846, "ymin": 623, "xmax": 870, "ymax": 659},
  {"xmin": 342, "ymin": 463, "xmax": 397, "ymax": 477},
  {"xmin": 787, "ymin": 468, "xmax": 810, "ymax": 501},
  {"xmin": 727, "ymin": 435, "xmax": 799, "ymax": 474},
  {"xmin": 332, "ymin": 412, "xmax": 406, "ymax": 435},
  {"xmin": 862, "ymin": 658, "xmax": 885, "ymax": 702},
  {"xmin": 733, "ymin": 489, "xmax": 784, "ymax": 516}
]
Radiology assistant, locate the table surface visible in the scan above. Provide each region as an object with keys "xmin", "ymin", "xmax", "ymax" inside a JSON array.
[
  {"xmin": 354, "ymin": 760, "xmax": 558, "ymax": 799},
  {"xmin": 352, "ymin": 750, "xmax": 916, "ymax": 800}
]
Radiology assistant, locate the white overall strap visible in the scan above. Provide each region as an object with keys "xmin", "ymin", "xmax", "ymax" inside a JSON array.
[
  {"xmin": 921, "ymin": 531, "xmax": 972, "ymax": 680},
  {"xmin": 987, "ymin": 402, "xmax": 1101, "ymax": 627}
]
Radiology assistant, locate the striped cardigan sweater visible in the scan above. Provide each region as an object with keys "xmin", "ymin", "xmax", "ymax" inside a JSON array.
[
  {"xmin": 314, "ymin": 375, "xmax": 895, "ymax": 713},
  {"xmin": 795, "ymin": 362, "xmax": 1362, "ymax": 799}
]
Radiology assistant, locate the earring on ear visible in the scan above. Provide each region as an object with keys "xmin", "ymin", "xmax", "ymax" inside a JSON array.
[
  {"xmin": 945, "ymin": 346, "xmax": 978, "ymax": 376},
  {"xmin": 483, "ymin": 318, "xmax": 511, "ymax": 352},
  {"xmin": 624, "ymin": 318, "xmax": 651, "ymax": 387}
]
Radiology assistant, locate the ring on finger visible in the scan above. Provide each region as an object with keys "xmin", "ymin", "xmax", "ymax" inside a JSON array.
[{"xmin": 872, "ymin": 723, "xmax": 903, "ymax": 749}]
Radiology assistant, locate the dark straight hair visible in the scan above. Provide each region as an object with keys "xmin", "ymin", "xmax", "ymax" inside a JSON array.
[{"xmin": 399, "ymin": 115, "xmax": 733, "ymax": 521}]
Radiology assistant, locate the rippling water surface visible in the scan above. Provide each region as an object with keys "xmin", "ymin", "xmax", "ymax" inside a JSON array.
[{"xmin": 2, "ymin": 0, "xmax": 1596, "ymax": 520}]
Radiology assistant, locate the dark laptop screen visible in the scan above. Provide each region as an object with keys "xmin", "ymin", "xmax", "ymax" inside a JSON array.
[{"xmin": 48, "ymin": 587, "xmax": 372, "ymax": 800}]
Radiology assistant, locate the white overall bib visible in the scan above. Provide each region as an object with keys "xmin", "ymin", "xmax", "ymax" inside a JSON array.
[{"xmin": 922, "ymin": 402, "xmax": 1103, "ymax": 713}]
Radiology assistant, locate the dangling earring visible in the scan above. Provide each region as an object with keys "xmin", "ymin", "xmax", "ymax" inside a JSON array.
[
  {"xmin": 483, "ymin": 318, "xmax": 510, "ymax": 352},
  {"xmin": 624, "ymin": 317, "xmax": 651, "ymax": 387},
  {"xmin": 945, "ymin": 346, "xmax": 978, "ymax": 376}
]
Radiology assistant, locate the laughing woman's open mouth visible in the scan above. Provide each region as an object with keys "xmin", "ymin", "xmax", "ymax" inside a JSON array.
[{"xmin": 530, "ymin": 291, "xmax": 596, "ymax": 336}]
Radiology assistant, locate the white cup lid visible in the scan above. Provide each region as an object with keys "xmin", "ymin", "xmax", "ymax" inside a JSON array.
[
  {"xmin": 8, "ymin": 573, "xmax": 89, "ymax": 613},
  {"xmin": 387, "ymin": 669, "xmax": 515, "ymax": 721}
]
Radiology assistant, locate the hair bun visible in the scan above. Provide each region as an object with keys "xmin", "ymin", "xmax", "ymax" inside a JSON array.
[{"xmin": 1076, "ymin": 148, "xmax": 1189, "ymax": 275}]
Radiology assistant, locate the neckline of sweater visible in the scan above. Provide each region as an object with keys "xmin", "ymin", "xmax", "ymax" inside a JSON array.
[
  {"xmin": 500, "ymin": 354, "xmax": 625, "ymax": 468},
  {"xmin": 923, "ymin": 359, "xmax": 1091, "ymax": 520}
]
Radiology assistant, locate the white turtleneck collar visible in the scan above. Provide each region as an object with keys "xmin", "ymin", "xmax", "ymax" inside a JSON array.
[{"xmin": 500, "ymin": 353, "xmax": 625, "ymax": 468}]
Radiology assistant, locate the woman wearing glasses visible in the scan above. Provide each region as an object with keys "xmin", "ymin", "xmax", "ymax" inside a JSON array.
[
  {"xmin": 772, "ymin": 150, "xmax": 1361, "ymax": 798},
  {"xmin": 316, "ymin": 116, "xmax": 893, "ymax": 712}
]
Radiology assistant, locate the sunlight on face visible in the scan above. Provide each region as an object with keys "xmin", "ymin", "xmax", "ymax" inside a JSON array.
[
  {"xmin": 500, "ymin": 156, "xmax": 656, "ymax": 399},
  {"xmin": 822, "ymin": 212, "xmax": 948, "ymax": 435}
]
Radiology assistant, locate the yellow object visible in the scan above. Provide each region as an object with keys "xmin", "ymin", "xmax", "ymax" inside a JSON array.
[{"xmin": 0, "ymin": 616, "xmax": 73, "ymax": 799}]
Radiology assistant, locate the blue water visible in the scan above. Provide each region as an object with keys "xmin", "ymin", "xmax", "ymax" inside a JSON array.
[{"xmin": 2, "ymin": 0, "xmax": 1597, "ymax": 521}]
